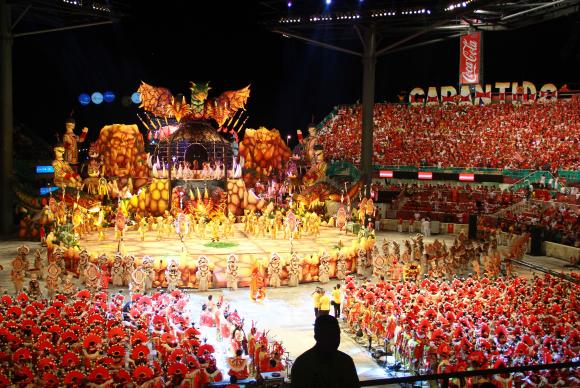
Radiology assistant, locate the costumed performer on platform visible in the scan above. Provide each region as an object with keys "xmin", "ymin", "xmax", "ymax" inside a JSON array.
[
  {"xmin": 52, "ymin": 144, "xmax": 82, "ymax": 189},
  {"xmin": 303, "ymin": 145, "xmax": 327, "ymax": 187},
  {"xmin": 63, "ymin": 117, "xmax": 88, "ymax": 166}
]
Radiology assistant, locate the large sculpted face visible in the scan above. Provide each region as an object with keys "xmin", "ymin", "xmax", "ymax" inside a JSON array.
[{"xmin": 94, "ymin": 124, "xmax": 148, "ymax": 178}]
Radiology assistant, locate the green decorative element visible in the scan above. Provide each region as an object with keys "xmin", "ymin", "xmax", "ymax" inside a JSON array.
[
  {"xmin": 190, "ymin": 81, "xmax": 211, "ymax": 114},
  {"xmin": 203, "ymin": 241, "xmax": 239, "ymax": 249},
  {"xmin": 54, "ymin": 223, "xmax": 80, "ymax": 248},
  {"xmin": 345, "ymin": 222, "xmax": 360, "ymax": 234},
  {"xmin": 327, "ymin": 161, "xmax": 361, "ymax": 183}
]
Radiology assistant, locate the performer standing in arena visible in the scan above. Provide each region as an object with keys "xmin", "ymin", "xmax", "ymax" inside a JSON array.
[
  {"xmin": 311, "ymin": 287, "xmax": 321, "ymax": 319},
  {"xmin": 318, "ymin": 288, "xmax": 331, "ymax": 316},
  {"xmin": 332, "ymin": 284, "xmax": 342, "ymax": 318}
]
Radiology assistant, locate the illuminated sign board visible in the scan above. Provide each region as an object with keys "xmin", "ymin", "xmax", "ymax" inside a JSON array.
[
  {"xmin": 39, "ymin": 187, "xmax": 59, "ymax": 196},
  {"xmin": 459, "ymin": 173, "xmax": 475, "ymax": 181},
  {"xmin": 36, "ymin": 165, "xmax": 55, "ymax": 174}
]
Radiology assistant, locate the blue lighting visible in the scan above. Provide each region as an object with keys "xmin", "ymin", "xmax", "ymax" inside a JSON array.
[
  {"xmin": 103, "ymin": 90, "xmax": 115, "ymax": 103},
  {"xmin": 287, "ymin": 1, "xmax": 292, "ymax": 7},
  {"xmin": 131, "ymin": 92, "xmax": 142, "ymax": 104},
  {"xmin": 91, "ymin": 92, "xmax": 104, "ymax": 104},
  {"xmin": 78, "ymin": 93, "xmax": 91, "ymax": 106},
  {"xmin": 326, "ymin": 0, "xmax": 331, "ymax": 5},
  {"xmin": 36, "ymin": 165, "xmax": 55, "ymax": 174},
  {"xmin": 40, "ymin": 187, "xmax": 59, "ymax": 196}
]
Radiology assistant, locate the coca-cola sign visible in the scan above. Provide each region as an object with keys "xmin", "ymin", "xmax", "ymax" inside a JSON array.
[{"xmin": 459, "ymin": 32, "xmax": 481, "ymax": 85}]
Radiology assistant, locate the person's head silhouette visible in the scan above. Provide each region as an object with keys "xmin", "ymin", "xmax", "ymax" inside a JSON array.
[
  {"xmin": 292, "ymin": 312, "xmax": 360, "ymax": 387},
  {"xmin": 314, "ymin": 314, "xmax": 341, "ymax": 356}
]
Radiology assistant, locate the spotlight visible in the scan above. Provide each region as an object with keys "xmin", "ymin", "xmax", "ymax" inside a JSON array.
[
  {"xmin": 287, "ymin": 1, "xmax": 292, "ymax": 7},
  {"xmin": 326, "ymin": 0, "xmax": 331, "ymax": 5},
  {"xmin": 131, "ymin": 92, "xmax": 142, "ymax": 104},
  {"xmin": 78, "ymin": 93, "xmax": 90, "ymax": 106},
  {"xmin": 103, "ymin": 90, "xmax": 115, "ymax": 103},
  {"xmin": 91, "ymin": 92, "xmax": 103, "ymax": 104}
]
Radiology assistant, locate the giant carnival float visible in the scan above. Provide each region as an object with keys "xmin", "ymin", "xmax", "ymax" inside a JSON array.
[{"xmin": 14, "ymin": 80, "xmax": 374, "ymax": 293}]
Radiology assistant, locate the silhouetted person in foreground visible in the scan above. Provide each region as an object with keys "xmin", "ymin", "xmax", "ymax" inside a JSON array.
[{"xmin": 291, "ymin": 314, "xmax": 360, "ymax": 388}]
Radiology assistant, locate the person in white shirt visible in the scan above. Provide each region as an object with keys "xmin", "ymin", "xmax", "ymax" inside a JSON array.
[{"xmin": 421, "ymin": 218, "xmax": 431, "ymax": 237}]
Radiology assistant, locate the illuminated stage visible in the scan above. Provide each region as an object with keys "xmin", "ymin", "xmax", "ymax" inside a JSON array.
[{"xmin": 78, "ymin": 223, "xmax": 359, "ymax": 288}]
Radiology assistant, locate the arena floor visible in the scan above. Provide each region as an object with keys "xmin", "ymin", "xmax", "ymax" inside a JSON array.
[{"xmin": 0, "ymin": 229, "xmax": 576, "ymax": 385}]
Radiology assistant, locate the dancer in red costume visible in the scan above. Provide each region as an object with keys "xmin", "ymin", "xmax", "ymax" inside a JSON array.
[{"xmin": 249, "ymin": 267, "xmax": 266, "ymax": 302}]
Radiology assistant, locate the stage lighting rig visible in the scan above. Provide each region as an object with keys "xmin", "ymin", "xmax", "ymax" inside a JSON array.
[{"xmin": 445, "ymin": 0, "xmax": 473, "ymax": 12}]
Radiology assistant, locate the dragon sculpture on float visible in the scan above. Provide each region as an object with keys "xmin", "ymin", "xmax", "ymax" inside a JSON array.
[{"xmin": 137, "ymin": 81, "xmax": 251, "ymax": 126}]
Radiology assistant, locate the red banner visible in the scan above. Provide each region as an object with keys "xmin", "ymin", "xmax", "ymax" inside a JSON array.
[
  {"xmin": 459, "ymin": 32, "xmax": 481, "ymax": 85},
  {"xmin": 459, "ymin": 173, "xmax": 475, "ymax": 182}
]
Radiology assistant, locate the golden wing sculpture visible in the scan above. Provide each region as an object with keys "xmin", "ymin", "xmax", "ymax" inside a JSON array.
[
  {"xmin": 137, "ymin": 82, "xmax": 174, "ymax": 117},
  {"xmin": 208, "ymin": 85, "xmax": 251, "ymax": 127}
]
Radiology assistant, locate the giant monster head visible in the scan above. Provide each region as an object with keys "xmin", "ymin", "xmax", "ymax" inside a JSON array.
[{"xmin": 93, "ymin": 124, "xmax": 149, "ymax": 179}]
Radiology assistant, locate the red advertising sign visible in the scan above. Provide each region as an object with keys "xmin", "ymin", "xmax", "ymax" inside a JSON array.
[
  {"xmin": 459, "ymin": 32, "xmax": 481, "ymax": 85},
  {"xmin": 379, "ymin": 170, "xmax": 393, "ymax": 178},
  {"xmin": 459, "ymin": 173, "xmax": 475, "ymax": 182},
  {"xmin": 418, "ymin": 172, "xmax": 432, "ymax": 180}
]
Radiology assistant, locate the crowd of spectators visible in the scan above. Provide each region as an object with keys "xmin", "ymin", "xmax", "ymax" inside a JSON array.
[
  {"xmin": 497, "ymin": 201, "xmax": 579, "ymax": 248},
  {"xmin": 343, "ymin": 274, "xmax": 580, "ymax": 386},
  {"xmin": 319, "ymin": 99, "xmax": 580, "ymax": 170},
  {"xmin": 376, "ymin": 183, "xmax": 524, "ymax": 223}
]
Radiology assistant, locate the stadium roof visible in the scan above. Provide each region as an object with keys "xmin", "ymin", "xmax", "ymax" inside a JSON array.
[
  {"xmin": 7, "ymin": 0, "xmax": 125, "ymax": 38},
  {"xmin": 261, "ymin": 0, "xmax": 580, "ymax": 56}
]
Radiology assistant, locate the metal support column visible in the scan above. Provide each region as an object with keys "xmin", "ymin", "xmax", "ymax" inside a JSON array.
[
  {"xmin": 360, "ymin": 27, "xmax": 376, "ymax": 188},
  {"xmin": 0, "ymin": 0, "xmax": 14, "ymax": 235}
]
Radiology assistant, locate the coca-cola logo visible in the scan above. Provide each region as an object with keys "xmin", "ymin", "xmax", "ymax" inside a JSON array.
[{"xmin": 461, "ymin": 36, "xmax": 479, "ymax": 84}]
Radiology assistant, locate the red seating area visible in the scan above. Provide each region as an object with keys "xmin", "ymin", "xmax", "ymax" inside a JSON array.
[
  {"xmin": 319, "ymin": 99, "xmax": 580, "ymax": 170},
  {"xmin": 381, "ymin": 184, "xmax": 523, "ymax": 222},
  {"xmin": 499, "ymin": 201, "xmax": 579, "ymax": 247}
]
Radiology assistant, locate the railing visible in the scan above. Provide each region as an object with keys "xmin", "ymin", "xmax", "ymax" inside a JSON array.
[
  {"xmin": 509, "ymin": 258, "xmax": 580, "ymax": 284},
  {"xmin": 510, "ymin": 170, "xmax": 564, "ymax": 192},
  {"xmin": 372, "ymin": 164, "xmax": 579, "ymax": 180},
  {"xmin": 359, "ymin": 361, "xmax": 580, "ymax": 387},
  {"xmin": 528, "ymin": 199, "xmax": 579, "ymax": 212},
  {"xmin": 492, "ymin": 199, "xmax": 530, "ymax": 218}
]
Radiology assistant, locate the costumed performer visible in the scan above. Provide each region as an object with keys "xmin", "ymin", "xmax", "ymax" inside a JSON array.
[
  {"xmin": 52, "ymin": 144, "xmax": 82, "ymax": 189},
  {"xmin": 62, "ymin": 117, "xmax": 88, "ymax": 165}
]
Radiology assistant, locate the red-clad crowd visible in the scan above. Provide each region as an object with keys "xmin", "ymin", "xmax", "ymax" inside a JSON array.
[
  {"xmin": 498, "ymin": 201, "xmax": 579, "ymax": 248},
  {"xmin": 319, "ymin": 100, "xmax": 580, "ymax": 170},
  {"xmin": 384, "ymin": 184, "xmax": 524, "ymax": 223},
  {"xmin": 343, "ymin": 274, "xmax": 580, "ymax": 387},
  {"xmin": 0, "ymin": 288, "xmax": 283, "ymax": 387}
]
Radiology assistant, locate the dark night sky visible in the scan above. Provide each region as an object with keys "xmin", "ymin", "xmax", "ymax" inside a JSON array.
[{"xmin": 12, "ymin": 1, "xmax": 580, "ymax": 147}]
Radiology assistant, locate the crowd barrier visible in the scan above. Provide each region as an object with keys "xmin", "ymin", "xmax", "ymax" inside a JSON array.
[
  {"xmin": 544, "ymin": 241, "xmax": 580, "ymax": 262},
  {"xmin": 359, "ymin": 361, "xmax": 580, "ymax": 388},
  {"xmin": 379, "ymin": 219, "xmax": 468, "ymax": 235}
]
